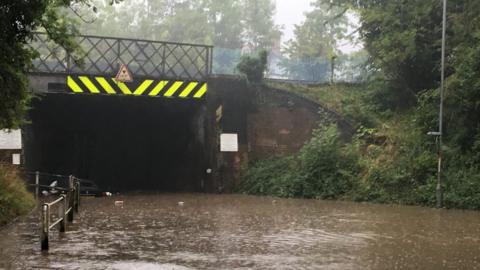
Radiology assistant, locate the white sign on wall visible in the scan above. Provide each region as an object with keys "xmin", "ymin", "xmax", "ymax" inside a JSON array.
[
  {"xmin": 12, "ymin": 153, "xmax": 21, "ymax": 165},
  {"xmin": 0, "ymin": 130, "xmax": 22, "ymax": 149},
  {"xmin": 220, "ymin": 133, "xmax": 238, "ymax": 152}
]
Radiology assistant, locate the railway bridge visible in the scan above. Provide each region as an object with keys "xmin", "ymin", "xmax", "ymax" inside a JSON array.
[{"xmin": 23, "ymin": 33, "xmax": 349, "ymax": 193}]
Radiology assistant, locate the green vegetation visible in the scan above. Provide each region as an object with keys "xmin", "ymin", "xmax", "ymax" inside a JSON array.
[
  {"xmin": 0, "ymin": 0, "xmax": 95, "ymax": 129},
  {"xmin": 1, "ymin": 0, "xmax": 113, "ymax": 225},
  {"xmin": 240, "ymin": 82, "xmax": 480, "ymax": 209},
  {"xmin": 73, "ymin": 0, "xmax": 281, "ymax": 74},
  {"xmin": 266, "ymin": 82, "xmax": 378, "ymax": 127},
  {"xmin": 239, "ymin": 0, "xmax": 480, "ymax": 210},
  {"xmin": 240, "ymin": 125, "xmax": 359, "ymax": 199},
  {"xmin": 0, "ymin": 165, "xmax": 35, "ymax": 226},
  {"xmin": 75, "ymin": 0, "xmax": 281, "ymax": 50},
  {"xmin": 236, "ymin": 50, "xmax": 268, "ymax": 83},
  {"xmin": 281, "ymin": 1, "xmax": 349, "ymax": 82}
]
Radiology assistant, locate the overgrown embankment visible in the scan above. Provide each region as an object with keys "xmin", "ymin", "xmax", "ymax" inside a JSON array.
[
  {"xmin": 238, "ymin": 82, "xmax": 480, "ymax": 210},
  {"xmin": 0, "ymin": 165, "xmax": 35, "ymax": 226}
]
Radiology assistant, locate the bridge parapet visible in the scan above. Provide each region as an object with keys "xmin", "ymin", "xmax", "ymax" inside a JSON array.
[{"xmin": 28, "ymin": 32, "xmax": 213, "ymax": 81}]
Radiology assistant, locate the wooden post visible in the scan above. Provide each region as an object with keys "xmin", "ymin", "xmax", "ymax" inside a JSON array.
[
  {"xmin": 59, "ymin": 195, "xmax": 66, "ymax": 233},
  {"xmin": 67, "ymin": 176, "xmax": 74, "ymax": 222},
  {"xmin": 35, "ymin": 171, "xmax": 40, "ymax": 199},
  {"xmin": 41, "ymin": 204, "xmax": 49, "ymax": 250}
]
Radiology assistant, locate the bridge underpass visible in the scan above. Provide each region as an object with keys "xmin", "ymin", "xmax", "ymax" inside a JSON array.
[
  {"xmin": 22, "ymin": 32, "xmax": 346, "ymax": 193},
  {"xmin": 24, "ymin": 94, "xmax": 207, "ymax": 192},
  {"xmin": 24, "ymin": 33, "xmax": 214, "ymax": 192}
]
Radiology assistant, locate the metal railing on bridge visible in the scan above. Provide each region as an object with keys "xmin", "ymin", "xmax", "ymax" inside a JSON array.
[{"xmin": 28, "ymin": 32, "xmax": 213, "ymax": 81}]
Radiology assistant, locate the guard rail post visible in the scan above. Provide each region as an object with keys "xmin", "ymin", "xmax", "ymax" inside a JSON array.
[
  {"xmin": 59, "ymin": 195, "xmax": 66, "ymax": 232},
  {"xmin": 74, "ymin": 180, "xmax": 80, "ymax": 213},
  {"xmin": 67, "ymin": 175, "xmax": 74, "ymax": 222},
  {"xmin": 35, "ymin": 171, "xmax": 40, "ymax": 199},
  {"xmin": 41, "ymin": 204, "xmax": 49, "ymax": 250}
]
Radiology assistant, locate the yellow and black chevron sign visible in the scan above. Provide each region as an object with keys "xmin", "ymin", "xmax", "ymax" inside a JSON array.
[{"xmin": 66, "ymin": 75, "xmax": 207, "ymax": 99}]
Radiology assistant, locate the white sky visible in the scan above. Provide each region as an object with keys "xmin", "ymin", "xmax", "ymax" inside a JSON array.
[
  {"xmin": 275, "ymin": 0, "xmax": 312, "ymax": 42},
  {"xmin": 275, "ymin": 0, "xmax": 362, "ymax": 53}
]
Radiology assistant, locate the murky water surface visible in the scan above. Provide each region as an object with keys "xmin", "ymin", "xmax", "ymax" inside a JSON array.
[{"xmin": 1, "ymin": 194, "xmax": 479, "ymax": 269}]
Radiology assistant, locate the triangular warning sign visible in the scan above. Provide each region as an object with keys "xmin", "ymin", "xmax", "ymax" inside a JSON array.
[{"xmin": 115, "ymin": 64, "xmax": 133, "ymax": 82}]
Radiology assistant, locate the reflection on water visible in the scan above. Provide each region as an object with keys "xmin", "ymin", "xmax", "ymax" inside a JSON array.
[{"xmin": 0, "ymin": 194, "xmax": 479, "ymax": 269}]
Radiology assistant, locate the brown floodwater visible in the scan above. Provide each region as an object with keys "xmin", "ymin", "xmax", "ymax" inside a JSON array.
[{"xmin": 0, "ymin": 194, "xmax": 479, "ymax": 269}]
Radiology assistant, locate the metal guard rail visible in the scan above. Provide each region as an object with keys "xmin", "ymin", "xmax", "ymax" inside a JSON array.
[
  {"xmin": 28, "ymin": 32, "xmax": 213, "ymax": 81},
  {"xmin": 39, "ymin": 175, "xmax": 81, "ymax": 251},
  {"xmin": 27, "ymin": 171, "xmax": 86, "ymax": 200}
]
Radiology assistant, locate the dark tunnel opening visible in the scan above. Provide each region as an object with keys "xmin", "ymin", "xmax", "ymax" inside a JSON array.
[{"xmin": 23, "ymin": 94, "xmax": 208, "ymax": 192}]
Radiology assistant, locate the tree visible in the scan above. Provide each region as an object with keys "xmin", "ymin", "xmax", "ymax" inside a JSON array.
[
  {"xmin": 357, "ymin": 0, "xmax": 443, "ymax": 105},
  {"xmin": 202, "ymin": 0, "xmax": 245, "ymax": 74},
  {"xmin": 0, "ymin": 0, "xmax": 99, "ymax": 129},
  {"xmin": 76, "ymin": 0, "xmax": 280, "ymax": 50},
  {"xmin": 74, "ymin": 0, "xmax": 281, "ymax": 74},
  {"xmin": 236, "ymin": 50, "xmax": 268, "ymax": 83},
  {"xmin": 441, "ymin": 0, "xmax": 480, "ymax": 153},
  {"xmin": 75, "ymin": 0, "xmax": 170, "ymax": 40},
  {"xmin": 242, "ymin": 0, "xmax": 281, "ymax": 50},
  {"xmin": 156, "ymin": 1, "xmax": 212, "ymax": 44},
  {"xmin": 282, "ymin": 0, "xmax": 350, "ymax": 81},
  {"xmin": 287, "ymin": 1, "xmax": 349, "ymax": 59},
  {"xmin": 324, "ymin": 0, "xmax": 480, "ymax": 107},
  {"xmin": 202, "ymin": 0, "xmax": 244, "ymax": 48}
]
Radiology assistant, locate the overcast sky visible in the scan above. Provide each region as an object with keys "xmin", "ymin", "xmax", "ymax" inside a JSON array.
[
  {"xmin": 275, "ymin": 0, "xmax": 313, "ymax": 43},
  {"xmin": 275, "ymin": 0, "xmax": 362, "ymax": 53}
]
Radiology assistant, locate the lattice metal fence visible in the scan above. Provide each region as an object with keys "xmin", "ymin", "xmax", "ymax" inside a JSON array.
[{"xmin": 28, "ymin": 32, "xmax": 213, "ymax": 81}]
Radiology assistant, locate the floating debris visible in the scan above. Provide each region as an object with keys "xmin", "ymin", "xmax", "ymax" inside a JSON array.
[{"xmin": 114, "ymin": 201, "xmax": 124, "ymax": 207}]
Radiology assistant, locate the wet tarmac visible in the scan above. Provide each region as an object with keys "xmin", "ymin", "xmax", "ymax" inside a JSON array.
[{"xmin": 0, "ymin": 194, "xmax": 479, "ymax": 269}]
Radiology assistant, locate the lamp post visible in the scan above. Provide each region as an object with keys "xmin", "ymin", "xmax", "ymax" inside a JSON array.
[
  {"xmin": 436, "ymin": 0, "xmax": 447, "ymax": 208},
  {"xmin": 429, "ymin": 0, "xmax": 447, "ymax": 208}
]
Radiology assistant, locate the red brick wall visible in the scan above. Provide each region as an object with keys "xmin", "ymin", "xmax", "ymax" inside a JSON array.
[
  {"xmin": 245, "ymin": 87, "xmax": 353, "ymax": 162},
  {"xmin": 207, "ymin": 76, "xmax": 354, "ymax": 192},
  {"xmin": 0, "ymin": 150, "xmax": 21, "ymax": 165},
  {"xmin": 247, "ymin": 105, "xmax": 318, "ymax": 159}
]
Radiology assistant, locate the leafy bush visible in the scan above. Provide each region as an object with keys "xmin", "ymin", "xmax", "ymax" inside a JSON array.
[
  {"xmin": 0, "ymin": 165, "xmax": 35, "ymax": 226},
  {"xmin": 297, "ymin": 125, "xmax": 359, "ymax": 199},
  {"xmin": 236, "ymin": 50, "xmax": 268, "ymax": 83},
  {"xmin": 353, "ymin": 111, "xmax": 438, "ymax": 205},
  {"xmin": 238, "ymin": 156, "xmax": 302, "ymax": 198},
  {"xmin": 244, "ymin": 70, "xmax": 480, "ymax": 209},
  {"xmin": 239, "ymin": 124, "xmax": 360, "ymax": 199},
  {"xmin": 440, "ymin": 156, "xmax": 480, "ymax": 210}
]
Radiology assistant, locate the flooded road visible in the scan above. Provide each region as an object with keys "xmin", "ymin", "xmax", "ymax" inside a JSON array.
[{"xmin": 0, "ymin": 194, "xmax": 479, "ymax": 269}]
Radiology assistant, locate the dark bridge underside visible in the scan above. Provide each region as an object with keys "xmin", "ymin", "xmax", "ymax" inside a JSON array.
[{"xmin": 24, "ymin": 94, "xmax": 207, "ymax": 192}]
